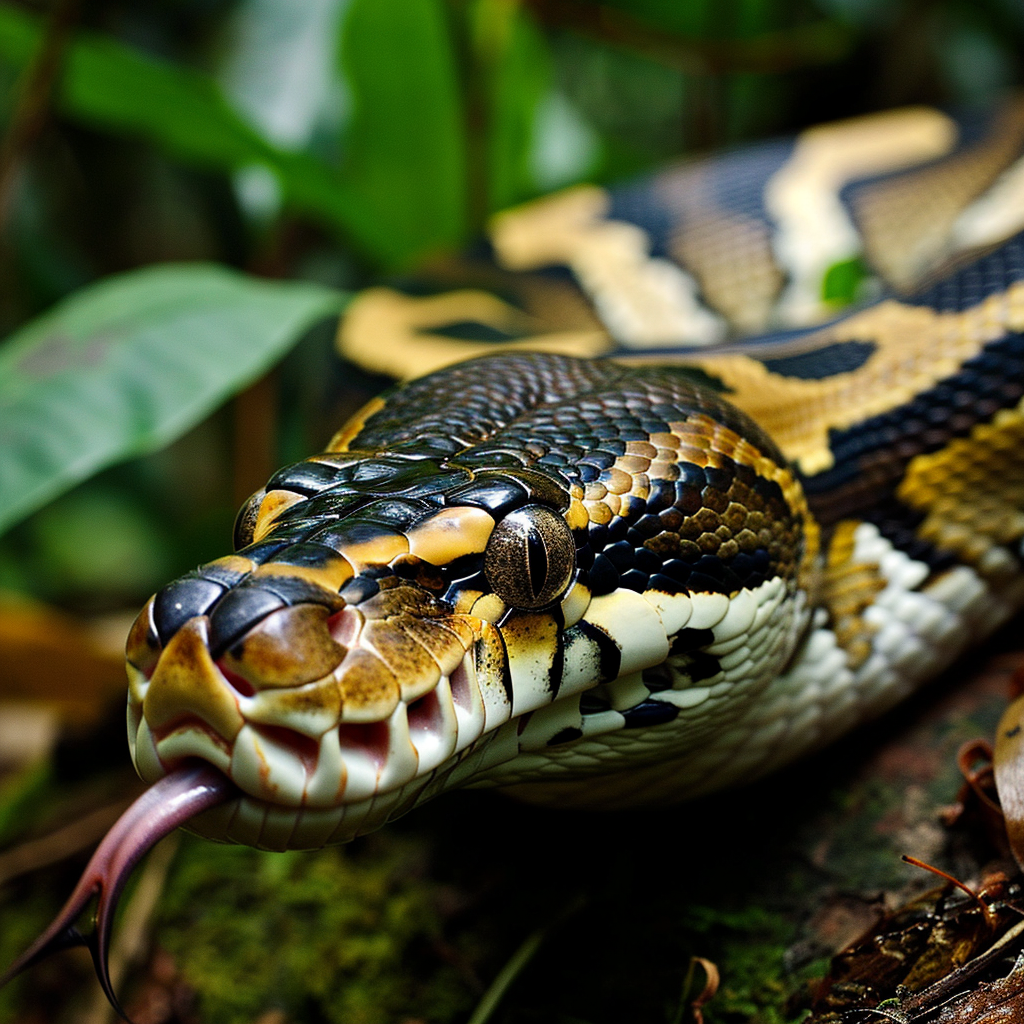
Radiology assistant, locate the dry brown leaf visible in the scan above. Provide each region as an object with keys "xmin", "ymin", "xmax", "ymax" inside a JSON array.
[
  {"xmin": 993, "ymin": 693, "xmax": 1024, "ymax": 871},
  {"xmin": 0, "ymin": 592, "xmax": 128, "ymax": 723},
  {"xmin": 688, "ymin": 956, "xmax": 720, "ymax": 1024}
]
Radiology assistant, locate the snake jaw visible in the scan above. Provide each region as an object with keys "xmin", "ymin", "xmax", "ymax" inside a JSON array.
[{"xmin": 125, "ymin": 568, "xmax": 517, "ymax": 847}]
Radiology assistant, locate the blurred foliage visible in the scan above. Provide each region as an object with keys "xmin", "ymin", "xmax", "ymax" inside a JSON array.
[{"xmin": 0, "ymin": 263, "xmax": 342, "ymax": 535}]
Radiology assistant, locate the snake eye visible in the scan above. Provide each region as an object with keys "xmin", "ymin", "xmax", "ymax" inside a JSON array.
[{"xmin": 484, "ymin": 505, "xmax": 575, "ymax": 609}]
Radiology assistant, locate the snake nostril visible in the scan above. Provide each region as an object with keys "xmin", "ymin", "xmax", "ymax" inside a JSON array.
[{"xmin": 217, "ymin": 661, "xmax": 255, "ymax": 697}]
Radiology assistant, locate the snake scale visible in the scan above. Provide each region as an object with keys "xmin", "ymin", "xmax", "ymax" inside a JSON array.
[{"xmin": 6, "ymin": 100, "xmax": 1024, "ymax": 1009}]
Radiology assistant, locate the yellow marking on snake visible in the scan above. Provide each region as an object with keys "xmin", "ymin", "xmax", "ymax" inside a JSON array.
[
  {"xmin": 898, "ymin": 398, "xmax": 1024, "ymax": 577},
  {"xmin": 690, "ymin": 282, "xmax": 1024, "ymax": 474}
]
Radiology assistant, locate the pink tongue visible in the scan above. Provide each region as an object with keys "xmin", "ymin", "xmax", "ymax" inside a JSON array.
[{"xmin": 0, "ymin": 761, "xmax": 235, "ymax": 1021}]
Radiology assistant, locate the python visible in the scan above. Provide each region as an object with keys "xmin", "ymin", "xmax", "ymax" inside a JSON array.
[{"xmin": 4, "ymin": 101, "xmax": 1024, "ymax": 1015}]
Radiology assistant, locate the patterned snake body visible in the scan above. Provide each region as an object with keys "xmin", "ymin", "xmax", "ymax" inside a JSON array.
[{"xmin": 125, "ymin": 231, "xmax": 1024, "ymax": 851}]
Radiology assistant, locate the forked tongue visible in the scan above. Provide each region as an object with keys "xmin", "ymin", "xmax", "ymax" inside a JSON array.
[{"xmin": 0, "ymin": 761, "xmax": 235, "ymax": 1021}]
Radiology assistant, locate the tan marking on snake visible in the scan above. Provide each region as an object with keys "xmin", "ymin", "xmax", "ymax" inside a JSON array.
[
  {"xmin": 253, "ymin": 489, "xmax": 305, "ymax": 542},
  {"xmin": 406, "ymin": 507, "xmax": 495, "ymax": 564},
  {"xmin": 143, "ymin": 619, "xmax": 244, "ymax": 742},
  {"xmin": 818, "ymin": 521, "xmax": 885, "ymax": 668},
  {"xmin": 854, "ymin": 97, "xmax": 1024, "ymax": 290},
  {"xmin": 690, "ymin": 282, "xmax": 1024, "ymax": 475},
  {"xmin": 336, "ymin": 286, "xmax": 609, "ymax": 380},
  {"xmin": 489, "ymin": 184, "xmax": 726, "ymax": 346},
  {"xmin": 328, "ymin": 396, "xmax": 386, "ymax": 452},
  {"xmin": 249, "ymin": 559, "xmax": 354, "ymax": 592},
  {"xmin": 898, "ymin": 397, "xmax": 1024, "ymax": 577}
]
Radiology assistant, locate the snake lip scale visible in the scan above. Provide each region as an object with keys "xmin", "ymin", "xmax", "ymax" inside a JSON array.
[{"xmin": 7, "ymin": 101, "xmax": 1024, "ymax": 1017}]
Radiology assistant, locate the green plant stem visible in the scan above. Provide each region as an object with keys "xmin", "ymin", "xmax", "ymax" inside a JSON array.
[{"xmin": 0, "ymin": 0, "xmax": 78, "ymax": 233}]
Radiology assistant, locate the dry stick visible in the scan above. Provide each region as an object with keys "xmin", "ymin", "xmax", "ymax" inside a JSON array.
[
  {"xmin": 232, "ymin": 369, "xmax": 279, "ymax": 510},
  {"xmin": 78, "ymin": 833, "xmax": 181, "ymax": 1024},
  {"xmin": 0, "ymin": 798, "xmax": 133, "ymax": 888},
  {"xmin": 524, "ymin": 0, "xmax": 852, "ymax": 76},
  {"xmin": 0, "ymin": 0, "xmax": 80, "ymax": 233}
]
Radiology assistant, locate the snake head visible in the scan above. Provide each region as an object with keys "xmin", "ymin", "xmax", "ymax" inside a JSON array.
[
  {"xmin": 123, "ymin": 447, "xmax": 597, "ymax": 850},
  {"xmin": 122, "ymin": 355, "xmax": 813, "ymax": 851}
]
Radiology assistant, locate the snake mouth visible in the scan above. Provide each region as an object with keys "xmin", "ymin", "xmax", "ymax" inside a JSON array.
[{"xmin": 125, "ymin": 581, "xmax": 514, "ymax": 848}]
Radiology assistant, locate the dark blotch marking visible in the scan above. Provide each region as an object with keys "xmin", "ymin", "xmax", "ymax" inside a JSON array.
[
  {"xmin": 548, "ymin": 726, "xmax": 583, "ymax": 746},
  {"xmin": 568, "ymin": 619, "xmax": 622, "ymax": 683},
  {"xmin": 671, "ymin": 628, "xmax": 715, "ymax": 655},
  {"xmin": 586, "ymin": 553, "xmax": 620, "ymax": 595},
  {"xmin": 548, "ymin": 616, "xmax": 566, "ymax": 699},
  {"xmin": 621, "ymin": 700, "xmax": 680, "ymax": 728},
  {"xmin": 688, "ymin": 653, "xmax": 722, "ymax": 682},
  {"xmin": 580, "ymin": 691, "xmax": 611, "ymax": 715},
  {"xmin": 805, "ymin": 330, "xmax": 1024, "ymax": 526},
  {"xmin": 760, "ymin": 339, "xmax": 876, "ymax": 380},
  {"xmin": 423, "ymin": 320, "xmax": 527, "ymax": 342}
]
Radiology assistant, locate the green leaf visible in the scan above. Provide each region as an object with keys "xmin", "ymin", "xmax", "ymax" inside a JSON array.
[
  {"xmin": 0, "ymin": 3, "xmax": 381, "ymax": 257},
  {"xmin": 338, "ymin": 0, "xmax": 468, "ymax": 264},
  {"xmin": 821, "ymin": 255, "xmax": 868, "ymax": 305},
  {"xmin": 0, "ymin": 264, "xmax": 345, "ymax": 536},
  {"xmin": 474, "ymin": 0, "xmax": 553, "ymax": 212}
]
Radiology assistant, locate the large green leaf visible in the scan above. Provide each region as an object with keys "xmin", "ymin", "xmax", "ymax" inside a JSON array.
[
  {"xmin": 338, "ymin": 0, "xmax": 468, "ymax": 264},
  {"xmin": 0, "ymin": 264, "xmax": 345, "ymax": 536},
  {"xmin": 475, "ymin": 0, "xmax": 552, "ymax": 213},
  {"xmin": 0, "ymin": 3, "xmax": 381, "ymax": 257}
]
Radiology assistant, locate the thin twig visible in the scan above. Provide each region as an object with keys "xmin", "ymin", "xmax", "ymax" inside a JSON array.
[
  {"xmin": 526, "ymin": 0, "xmax": 854, "ymax": 76},
  {"xmin": 467, "ymin": 896, "xmax": 585, "ymax": 1024},
  {"xmin": 0, "ymin": 798, "xmax": 133, "ymax": 888},
  {"xmin": 0, "ymin": 0, "xmax": 80, "ymax": 233}
]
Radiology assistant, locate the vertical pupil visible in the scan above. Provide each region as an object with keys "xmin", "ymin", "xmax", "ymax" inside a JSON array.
[{"xmin": 525, "ymin": 528, "xmax": 548, "ymax": 600}]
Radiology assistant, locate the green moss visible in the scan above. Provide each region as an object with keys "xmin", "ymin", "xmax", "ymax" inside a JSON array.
[
  {"xmin": 681, "ymin": 905, "xmax": 811, "ymax": 1024},
  {"xmin": 157, "ymin": 834, "xmax": 472, "ymax": 1024}
]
